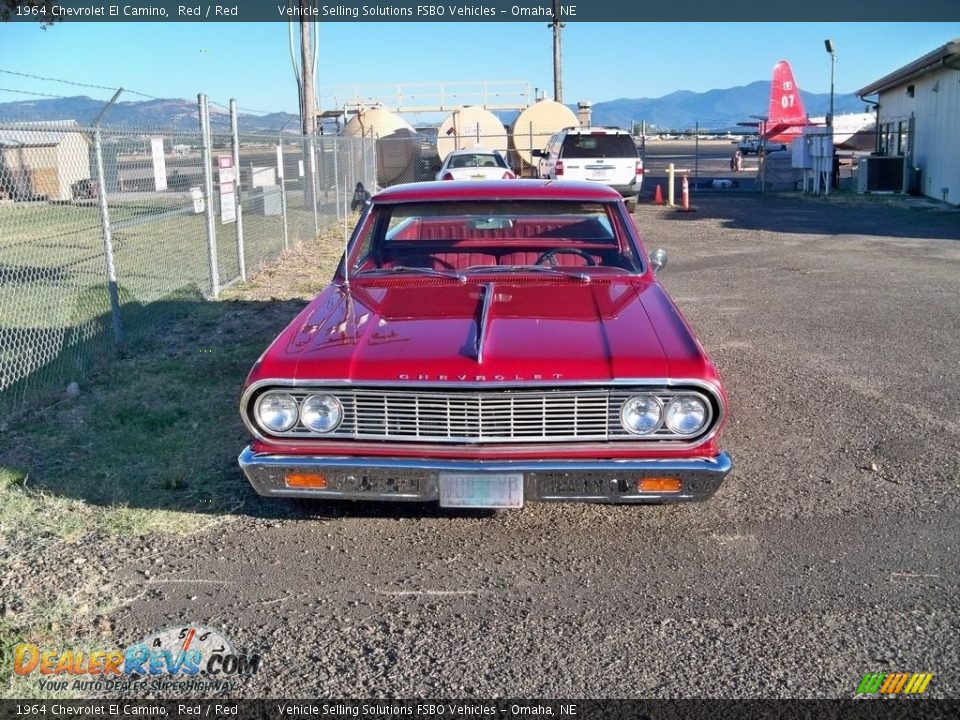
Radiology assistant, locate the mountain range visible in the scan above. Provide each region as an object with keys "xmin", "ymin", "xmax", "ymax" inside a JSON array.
[{"xmin": 0, "ymin": 81, "xmax": 870, "ymax": 133}]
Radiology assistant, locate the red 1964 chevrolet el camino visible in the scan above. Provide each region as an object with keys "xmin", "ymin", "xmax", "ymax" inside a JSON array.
[{"xmin": 239, "ymin": 180, "xmax": 731, "ymax": 508}]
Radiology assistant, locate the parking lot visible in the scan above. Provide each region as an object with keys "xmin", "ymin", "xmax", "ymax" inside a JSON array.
[{"xmin": 8, "ymin": 192, "xmax": 959, "ymax": 699}]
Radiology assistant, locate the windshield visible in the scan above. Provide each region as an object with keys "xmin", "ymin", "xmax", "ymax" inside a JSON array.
[
  {"xmin": 561, "ymin": 134, "xmax": 638, "ymax": 159},
  {"xmin": 446, "ymin": 153, "xmax": 507, "ymax": 169},
  {"xmin": 349, "ymin": 200, "xmax": 641, "ymax": 275}
]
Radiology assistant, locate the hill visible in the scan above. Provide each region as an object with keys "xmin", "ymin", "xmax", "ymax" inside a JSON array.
[
  {"xmin": 0, "ymin": 83, "xmax": 870, "ymax": 133},
  {"xmin": 0, "ymin": 95, "xmax": 299, "ymax": 133}
]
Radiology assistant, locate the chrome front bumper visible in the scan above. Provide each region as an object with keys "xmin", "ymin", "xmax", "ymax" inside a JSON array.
[{"xmin": 239, "ymin": 447, "xmax": 732, "ymax": 504}]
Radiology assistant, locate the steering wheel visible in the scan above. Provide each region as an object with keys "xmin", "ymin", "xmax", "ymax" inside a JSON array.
[{"xmin": 535, "ymin": 248, "xmax": 597, "ymax": 267}]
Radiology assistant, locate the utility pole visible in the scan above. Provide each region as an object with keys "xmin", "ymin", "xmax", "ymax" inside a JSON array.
[
  {"xmin": 299, "ymin": 8, "xmax": 317, "ymax": 214},
  {"xmin": 300, "ymin": 10, "xmax": 315, "ymax": 137},
  {"xmin": 551, "ymin": 0, "xmax": 563, "ymax": 103}
]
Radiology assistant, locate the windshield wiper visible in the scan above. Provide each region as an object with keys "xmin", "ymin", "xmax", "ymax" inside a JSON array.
[
  {"xmin": 466, "ymin": 264, "xmax": 591, "ymax": 283},
  {"xmin": 360, "ymin": 265, "xmax": 467, "ymax": 282}
]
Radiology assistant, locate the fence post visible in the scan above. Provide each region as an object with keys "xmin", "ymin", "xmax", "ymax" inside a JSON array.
[
  {"xmin": 370, "ymin": 131, "xmax": 377, "ymax": 191},
  {"xmin": 92, "ymin": 125, "xmax": 126, "ymax": 353},
  {"xmin": 694, "ymin": 121, "xmax": 699, "ymax": 181},
  {"xmin": 277, "ymin": 142, "xmax": 289, "ymax": 250},
  {"xmin": 229, "ymin": 99, "xmax": 246, "ymax": 282},
  {"xmin": 332, "ymin": 135, "xmax": 341, "ymax": 221},
  {"xmin": 308, "ymin": 137, "xmax": 319, "ymax": 236},
  {"xmin": 348, "ymin": 137, "xmax": 356, "ymax": 197},
  {"xmin": 198, "ymin": 93, "xmax": 219, "ymax": 297}
]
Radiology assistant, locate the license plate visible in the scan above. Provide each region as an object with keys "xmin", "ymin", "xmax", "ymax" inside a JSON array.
[
  {"xmin": 587, "ymin": 170, "xmax": 612, "ymax": 180},
  {"xmin": 439, "ymin": 473, "xmax": 524, "ymax": 508}
]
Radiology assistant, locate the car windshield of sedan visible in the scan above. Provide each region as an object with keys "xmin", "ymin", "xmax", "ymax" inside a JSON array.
[
  {"xmin": 446, "ymin": 153, "xmax": 506, "ymax": 169},
  {"xmin": 350, "ymin": 200, "xmax": 641, "ymax": 276}
]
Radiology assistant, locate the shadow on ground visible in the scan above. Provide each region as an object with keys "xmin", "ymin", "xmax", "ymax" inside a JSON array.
[{"xmin": 649, "ymin": 192, "xmax": 960, "ymax": 241}]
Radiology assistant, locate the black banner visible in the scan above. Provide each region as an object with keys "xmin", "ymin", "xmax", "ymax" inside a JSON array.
[
  {"xmin": 5, "ymin": 0, "xmax": 960, "ymax": 22},
  {"xmin": 2, "ymin": 700, "xmax": 959, "ymax": 720}
]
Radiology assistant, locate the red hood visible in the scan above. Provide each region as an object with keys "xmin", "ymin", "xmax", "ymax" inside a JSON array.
[{"xmin": 248, "ymin": 277, "xmax": 717, "ymax": 385}]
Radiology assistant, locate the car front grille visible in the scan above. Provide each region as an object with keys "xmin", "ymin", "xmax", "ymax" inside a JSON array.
[{"xmin": 254, "ymin": 387, "xmax": 717, "ymax": 444}]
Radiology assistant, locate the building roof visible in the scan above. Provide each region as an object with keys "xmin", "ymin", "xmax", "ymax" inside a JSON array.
[
  {"xmin": 0, "ymin": 120, "xmax": 83, "ymax": 147},
  {"xmin": 857, "ymin": 39, "xmax": 960, "ymax": 97}
]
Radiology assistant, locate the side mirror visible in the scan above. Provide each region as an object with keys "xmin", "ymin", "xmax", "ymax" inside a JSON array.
[
  {"xmin": 650, "ymin": 248, "xmax": 667, "ymax": 273},
  {"xmin": 531, "ymin": 149, "xmax": 543, "ymax": 158}
]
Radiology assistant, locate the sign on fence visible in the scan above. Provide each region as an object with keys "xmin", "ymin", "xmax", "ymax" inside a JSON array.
[
  {"xmin": 190, "ymin": 187, "xmax": 205, "ymax": 213},
  {"xmin": 150, "ymin": 138, "xmax": 167, "ymax": 191},
  {"xmin": 217, "ymin": 155, "xmax": 236, "ymax": 224}
]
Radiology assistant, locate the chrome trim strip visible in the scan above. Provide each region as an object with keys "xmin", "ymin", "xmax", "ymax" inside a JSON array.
[
  {"xmin": 240, "ymin": 377, "xmax": 726, "ymax": 448},
  {"xmin": 249, "ymin": 388, "xmax": 713, "ymax": 444},
  {"xmin": 476, "ymin": 282, "xmax": 494, "ymax": 365},
  {"xmin": 239, "ymin": 447, "xmax": 732, "ymax": 504}
]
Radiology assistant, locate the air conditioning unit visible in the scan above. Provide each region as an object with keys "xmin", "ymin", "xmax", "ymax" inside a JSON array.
[{"xmin": 857, "ymin": 156, "xmax": 905, "ymax": 193}]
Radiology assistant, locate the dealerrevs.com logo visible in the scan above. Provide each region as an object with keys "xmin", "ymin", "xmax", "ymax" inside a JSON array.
[
  {"xmin": 856, "ymin": 672, "xmax": 934, "ymax": 696},
  {"xmin": 13, "ymin": 625, "xmax": 260, "ymax": 693}
]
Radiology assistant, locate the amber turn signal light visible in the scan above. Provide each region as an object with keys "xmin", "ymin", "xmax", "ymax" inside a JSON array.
[
  {"xmin": 286, "ymin": 473, "xmax": 328, "ymax": 489},
  {"xmin": 638, "ymin": 477, "xmax": 682, "ymax": 493}
]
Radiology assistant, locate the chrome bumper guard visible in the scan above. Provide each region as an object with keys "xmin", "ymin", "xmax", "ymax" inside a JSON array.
[{"xmin": 239, "ymin": 447, "xmax": 732, "ymax": 504}]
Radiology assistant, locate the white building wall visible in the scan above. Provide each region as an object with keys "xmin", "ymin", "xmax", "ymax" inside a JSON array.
[
  {"xmin": 878, "ymin": 66, "xmax": 960, "ymax": 205},
  {"xmin": 55, "ymin": 133, "xmax": 92, "ymax": 201}
]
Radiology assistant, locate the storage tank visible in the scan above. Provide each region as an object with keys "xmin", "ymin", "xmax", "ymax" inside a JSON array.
[
  {"xmin": 509, "ymin": 99, "xmax": 579, "ymax": 169},
  {"xmin": 436, "ymin": 106, "xmax": 508, "ymax": 160},
  {"xmin": 343, "ymin": 107, "xmax": 419, "ymax": 186}
]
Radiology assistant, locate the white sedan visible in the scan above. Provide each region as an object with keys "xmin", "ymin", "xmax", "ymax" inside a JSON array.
[{"xmin": 436, "ymin": 147, "xmax": 516, "ymax": 181}]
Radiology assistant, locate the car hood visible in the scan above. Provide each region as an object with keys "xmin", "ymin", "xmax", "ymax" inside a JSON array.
[{"xmin": 251, "ymin": 278, "xmax": 715, "ymax": 384}]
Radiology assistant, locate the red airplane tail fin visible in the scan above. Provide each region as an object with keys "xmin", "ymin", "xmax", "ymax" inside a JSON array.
[{"xmin": 768, "ymin": 60, "xmax": 807, "ymax": 127}]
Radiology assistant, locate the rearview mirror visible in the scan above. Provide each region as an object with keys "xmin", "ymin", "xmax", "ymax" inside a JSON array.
[
  {"xmin": 531, "ymin": 149, "xmax": 543, "ymax": 157},
  {"xmin": 650, "ymin": 248, "xmax": 667, "ymax": 273}
]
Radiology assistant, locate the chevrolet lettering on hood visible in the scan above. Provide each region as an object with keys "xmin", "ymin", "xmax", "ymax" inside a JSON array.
[{"xmin": 239, "ymin": 180, "xmax": 732, "ymax": 509}]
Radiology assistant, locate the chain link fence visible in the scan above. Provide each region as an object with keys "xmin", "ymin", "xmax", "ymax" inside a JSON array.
[{"xmin": 0, "ymin": 99, "xmax": 375, "ymax": 419}]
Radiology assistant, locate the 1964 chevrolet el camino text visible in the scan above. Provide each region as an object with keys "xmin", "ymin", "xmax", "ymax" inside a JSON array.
[{"xmin": 238, "ymin": 180, "xmax": 731, "ymax": 508}]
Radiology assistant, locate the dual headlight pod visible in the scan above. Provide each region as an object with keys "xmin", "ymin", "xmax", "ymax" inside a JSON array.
[
  {"xmin": 254, "ymin": 392, "xmax": 343, "ymax": 434},
  {"xmin": 620, "ymin": 393, "xmax": 710, "ymax": 437}
]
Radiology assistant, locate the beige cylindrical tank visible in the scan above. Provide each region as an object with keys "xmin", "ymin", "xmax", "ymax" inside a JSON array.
[
  {"xmin": 509, "ymin": 99, "xmax": 579, "ymax": 169},
  {"xmin": 436, "ymin": 106, "xmax": 508, "ymax": 160},
  {"xmin": 343, "ymin": 107, "xmax": 419, "ymax": 186}
]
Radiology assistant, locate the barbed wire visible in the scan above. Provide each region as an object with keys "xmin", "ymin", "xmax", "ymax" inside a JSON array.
[
  {"xmin": 0, "ymin": 67, "xmax": 296, "ymax": 118},
  {"xmin": 0, "ymin": 67, "xmax": 164, "ymax": 101},
  {"xmin": 0, "ymin": 87, "xmax": 71, "ymax": 99},
  {"xmin": 208, "ymin": 97, "xmax": 285, "ymax": 117}
]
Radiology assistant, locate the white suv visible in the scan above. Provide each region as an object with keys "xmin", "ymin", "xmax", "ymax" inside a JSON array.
[{"xmin": 535, "ymin": 127, "xmax": 644, "ymax": 210}]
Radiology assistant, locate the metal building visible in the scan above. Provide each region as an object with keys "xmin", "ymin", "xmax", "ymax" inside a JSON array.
[
  {"xmin": 857, "ymin": 39, "xmax": 960, "ymax": 206},
  {"xmin": 0, "ymin": 120, "xmax": 92, "ymax": 201}
]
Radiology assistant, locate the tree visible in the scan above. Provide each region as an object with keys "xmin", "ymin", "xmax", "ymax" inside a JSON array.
[{"xmin": 1, "ymin": 0, "xmax": 59, "ymax": 25}]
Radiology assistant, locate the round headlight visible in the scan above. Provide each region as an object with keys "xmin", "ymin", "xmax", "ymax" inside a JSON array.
[
  {"xmin": 664, "ymin": 396, "xmax": 708, "ymax": 435},
  {"xmin": 301, "ymin": 394, "xmax": 343, "ymax": 433},
  {"xmin": 256, "ymin": 392, "xmax": 298, "ymax": 433},
  {"xmin": 620, "ymin": 395, "xmax": 662, "ymax": 435}
]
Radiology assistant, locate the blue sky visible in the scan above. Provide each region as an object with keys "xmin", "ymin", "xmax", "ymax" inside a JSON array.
[{"xmin": 1, "ymin": 22, "xmax": 958, "ymax": 114}]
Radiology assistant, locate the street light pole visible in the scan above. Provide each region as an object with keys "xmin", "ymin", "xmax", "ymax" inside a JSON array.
[{"xmin": 824, "ymin": 39, "xmax": 836, "ymax": 127}]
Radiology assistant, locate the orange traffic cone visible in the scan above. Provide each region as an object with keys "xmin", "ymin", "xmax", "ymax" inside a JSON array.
[
  {"xmin": 679, "ymin": 174, "xmax": 694, "ymax": 212},
  {"xmin": 653, "ymin": 183, "xmax": 664, "ymax": 205}
]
